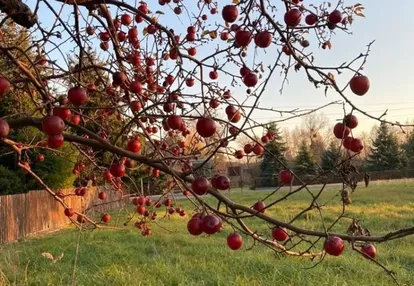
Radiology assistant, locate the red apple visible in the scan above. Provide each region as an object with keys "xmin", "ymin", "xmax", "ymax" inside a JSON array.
[
  {"xmin": 279, "ymin": 170, "xmax": 293, "ymax": 184},
  {"xmin": 284, "ymin": 9, "xmax": 302, "ymax": 27},
  {"xmin": 214, "ymin": 175, "xmax": 230, "ymax": 190},
  {"xmin": 42, "ymin": 116, "xmax": 65, "ymax": 135},
  {"xmin": 127, "ymin": 139, "xmax": 141, "ymax": 153},
  {"xmin": 53, "ymin": 107, "xmax": 72, "ymax": 120},
  {"xmin": 37, "ymin": 153, "xmax": 45, "ymax": 162},
  {"xmin": 244, "ymin": 143, "xmax": 253, "ymax": 154},
  {"xmin": 272, "ymin": 227, "xmax": 289, "ymax": 241},
  {"xmin": 349, "ymin": 75, "xmax": 370, "ymax": 96},
  {"xmin": 68, "ymin": 86, "xmax": 88, "ymax": 106},
  {"xmin": 192, "ymin": 177, "xmax": 210, "ymax": 195},
  {"xmin": 227, "ymin": 233, "xmax": 243, "ymax": 250},
  {"xmin": 344, "ymin": 114, "xmax": 358, "ymax": 129},
  {"xmin": 0, "ymin": 119, "xmax": 10, "ymax": 138},
  {"xmin": 254, "ymin": 31, "xmax": 272, "ymax": 48},
  {"xmin": 47, "ymin": 134, "xmax": 64, "ymax": 148},
  {"xmin": 201, "ymin": 215, "xmax": 222, "ymax": 234},
  {"xmin": 187, "ymin": 218, "xmax": 203, "ymax": 235},
  {"xmin": 222, "ymin": 5, "xmax": 238, "ymax": 23},
  {"xmin": 64, "ymin": 208, "xmax": 75, "ymax": 217},
  {"xmin": 167, "ymin": 115, "xmax": 183, "ymax": 130},
  {"xmin": 243, "ymin": 73, "xmax": 258, "ymax": 87},
  {"xmin": 253, "ymin": 201, "xmax": 266, "ymax": 213},
  {"xmin": 253, "ymin": 144, "xmax": 264, "ymax": 155},
  {"xmin": 324, "ymin": 236, "xmax": 345, "ymax": 256},
  {"xmin": 196, "ymin": 117, "xmax": 216, "ymax": 138},
  {"xmin": 98, "ymin": 192, "xmax": 107, "ymax": 200},
  {"xmin": 305, "ymin": 14, "xmax": 318, "ymax": 25},
  {"xmin": 109, "ymin": 163, "xmax": 126, "ymax": 177},
  {"xmin": 101, "ymin": 213, "xmax": 111, "ymax": 223},
  {"xmin": 361, "ymin": 244, "xmax": 377, "ymax": 259},
  {"xmin": 343, "ymin": 136, "xmax": 353, "ymax": 149},
  {"xmin": 333, "ymin": 123, "xmax": 351, "ymax": 139},
  {"xmin": 350, "ymin": 138, "xmax": 363, "ymax": 152},
  {"xmin": 121, "ymin": 14, "xmax": 132, "ymax": 25},
  {"xmin": 235, "ymin": 30, "xmax": 251, "ymax": 47},
  {"xmin": 328, "ymin": 10, "xmax": 343, "ymax": 24},
  {"xmin": 0, "ymin": 77, "xmax": 11, "ymax": 96}
]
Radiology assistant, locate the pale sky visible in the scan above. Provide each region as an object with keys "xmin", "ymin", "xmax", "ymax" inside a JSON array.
[{"xmin": 34, "ymin": 0, "xmax": 414, "ymax": 137}]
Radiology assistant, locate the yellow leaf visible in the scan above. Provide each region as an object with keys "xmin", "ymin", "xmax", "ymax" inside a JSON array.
[
  {"xmin": 201, "ymin": 30, "xmax": 210, "ymax": 37},
  {"xmin": 232, "ymin": 0, "xmax": 240, "ymax": 4},
  {"xmin": 209, "ymin": 31, "xmax": 217, "ymax": 39},
  {"xmin": 142, "ymin": 28, "xmax": 148, "ymax": 36},
  {"xmin": 348, "ymin": 16, "xmax": 354, "ymax": 24}
]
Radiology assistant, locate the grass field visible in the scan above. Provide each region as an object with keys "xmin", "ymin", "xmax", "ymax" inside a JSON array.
[{"xmin": 1, "ymin": 180, "xmax": 414, "ymax": 286}]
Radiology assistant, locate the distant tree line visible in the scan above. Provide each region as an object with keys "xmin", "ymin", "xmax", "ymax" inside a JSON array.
[{"xmin": 257, "ymin": 121, "xmax": 414, "ymax": 187}]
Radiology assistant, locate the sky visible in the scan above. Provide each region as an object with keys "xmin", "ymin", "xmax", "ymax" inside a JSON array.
[{"xmin": 32, "ymin": 0, "xmax": 414, "ymax": 137}]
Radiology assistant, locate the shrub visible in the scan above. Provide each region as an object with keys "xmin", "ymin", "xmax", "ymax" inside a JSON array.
[{"xmin": 0, "ymin": 165, "xmax": 24, "ymax": 195}]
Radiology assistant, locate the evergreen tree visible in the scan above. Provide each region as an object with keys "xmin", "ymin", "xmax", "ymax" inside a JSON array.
[
  {"xmin": 294, "ymin": 141, "xmax": 317, "ymax": 176},
  {"xmin": 259, "ymin": 123, "xmax": 287, "ymax": 187},
  {"xmin": 321, "ymin": 141, "xmax": 344, "ymax": 171},
  {"xmin": 0, "ymin": 18, "xmax": 78, "ymax": 193},
  {"xmin": 366, "ymin": 123, "xmax": 403, "ymax": 171},
  {"xmin": 402, "ymin": 131, "xmax": 414, "ymax": 169}
]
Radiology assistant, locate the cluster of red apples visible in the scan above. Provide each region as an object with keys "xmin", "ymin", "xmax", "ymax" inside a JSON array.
[{"xmin": 333, "ymin": 74, "xmax": 370, "ymax": 152}]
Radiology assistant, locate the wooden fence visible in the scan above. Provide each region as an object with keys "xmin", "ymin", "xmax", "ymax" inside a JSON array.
[
  {"xmin": 247, "ymin": 169, "xmax": 414, "ymax": 188},
  {"xmin": 0, "ymin": 187, "xmax": 128, "ymax": 245}
]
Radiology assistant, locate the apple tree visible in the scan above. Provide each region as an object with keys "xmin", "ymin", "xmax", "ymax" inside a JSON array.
[{"xmin": 0, "ymin": 0, "xmax": 412, "ymax": 283}]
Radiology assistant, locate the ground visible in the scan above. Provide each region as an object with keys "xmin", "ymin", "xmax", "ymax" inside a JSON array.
[{"xmin": 1, "ymin": 180, "xmax": 414, "ymax": 286}]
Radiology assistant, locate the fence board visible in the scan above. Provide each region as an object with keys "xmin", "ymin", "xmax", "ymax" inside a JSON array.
[{"xmin": 0, "ymin": 187, "xmax": 127, "ymax": 245}]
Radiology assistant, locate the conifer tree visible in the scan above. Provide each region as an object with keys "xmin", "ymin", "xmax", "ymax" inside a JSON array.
[
  {"xmin": 259, "ymin": 123, "xmax": 287, "ymax": 187},
  {"xmin": 366, "ymin": 123, "xmax": 403, "ymax": 171},
  {"xmin": 294, "ymin": 141, "xmax": 317, "ymax": 176}
]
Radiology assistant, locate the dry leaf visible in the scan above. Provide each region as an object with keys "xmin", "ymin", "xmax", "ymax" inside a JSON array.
[
  {"xmin": 41, "ymin": 252, "xmax": 54, "ymax": 261},
  {"xmin": 209, "ymin": 31, "xmax": 217, "ymax": 39},
  {"xmin": 326, "ymin": 41, "xmax": 332, "ymax": 49},
  {"xmin": 328, "ymin": 72, "xmax": 335, "ymax": 82},
  {"xmin": 41, "ymin": 252, "xmax": 64, "ymax": 263},
  {"xmin": 232, "ymin": 0, "xmax": 240, "ymax": 4},
  {"xmin": 53, "ymin": 253, "xmax": 64, "ymax": 264},
  {"xmin": 155, "ymin": 10, "xmax": 165, "ymax": 15}
]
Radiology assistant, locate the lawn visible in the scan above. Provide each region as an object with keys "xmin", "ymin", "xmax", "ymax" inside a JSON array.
[{"xmin": 1, "ymin": 180, "xmax": 414, "ymax": 286}]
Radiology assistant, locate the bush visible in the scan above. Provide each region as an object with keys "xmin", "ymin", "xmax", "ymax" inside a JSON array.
[
  {"xmin": 26, "ymin": 149, "xmax": 77, "ymax": 190},
  {"xmin": 0, "ymin": 165, "xmax": 24, "ymax": 195}
]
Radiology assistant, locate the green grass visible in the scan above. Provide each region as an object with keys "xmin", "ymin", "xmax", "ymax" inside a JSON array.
[{"xmin": 1, "ymin": 180, "xmax": 414, "ymax": 286}]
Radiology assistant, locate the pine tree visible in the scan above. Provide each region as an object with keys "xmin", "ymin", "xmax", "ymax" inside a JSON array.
[
  {"xmin": 294, "ymin": 141, "xmax": 317, "ymax": 176},
  {"xmin": 259, "ymin": 123, "xmax": 287, "ymax": 187},
  {"xmin": 403, "ymin": 131, "xmax": 414, "ymax": 168},
  {"xmin": 321, "ymin": 141, "xmax": 344, "ymax": 171},
  {"xmin": 366, "ymin": 123, "xmax": 403, "ymax": 171}
]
